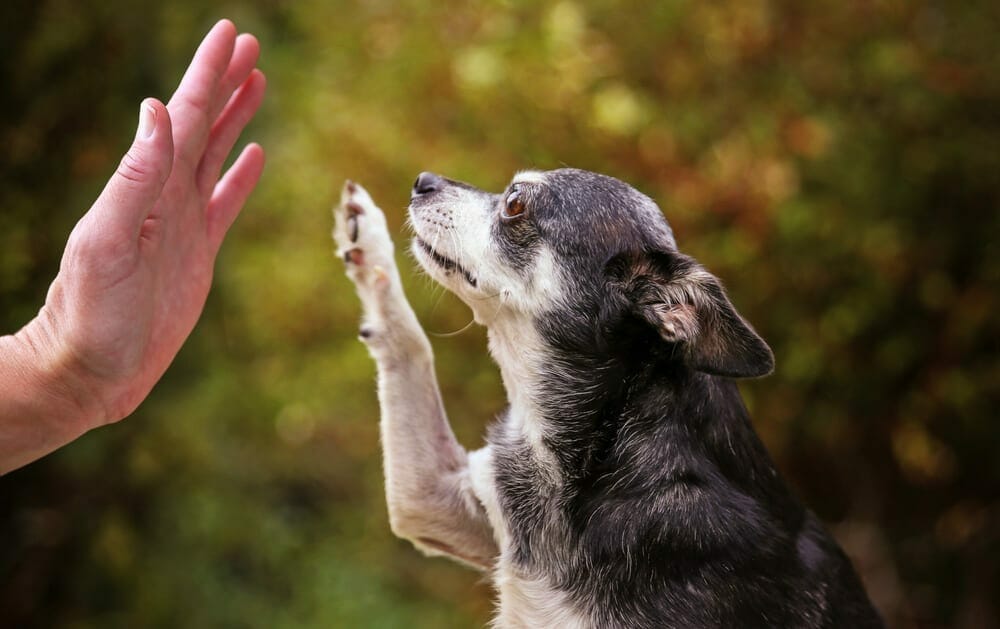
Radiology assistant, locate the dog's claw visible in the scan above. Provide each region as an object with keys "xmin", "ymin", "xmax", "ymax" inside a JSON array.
[
  {"xmin": 348, "ymin": 216, "xmax": 359, "ymax": 242},
  {"xmin": 359, "ymin": 326, "xmax": 373, "ymax": 339},
  {"xmin": 335, "ymin": 180, "xmax": 395, "ymax": 305}
]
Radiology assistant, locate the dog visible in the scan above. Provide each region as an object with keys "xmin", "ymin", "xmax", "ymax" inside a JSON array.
[{"xmin": 332, "ymin": 168, "xmax": 883, "ymax": 628}]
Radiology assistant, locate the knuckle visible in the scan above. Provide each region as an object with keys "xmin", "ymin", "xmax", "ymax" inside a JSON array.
[
  {"xmin": 175, "ymin": 91, "xmax": 219, "ymax": 137},
  {"xmin": 179, "ymin": 90, "xmax": 212, "ymax": 115},
  {"xmin": 116, "ymin": 150, "xmax": 154, "ymax": 184}
]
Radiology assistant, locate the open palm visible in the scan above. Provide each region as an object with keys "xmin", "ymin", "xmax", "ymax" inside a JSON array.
[{"xmin": 32, "ymin": 20, "xmax": 266, "ymax": 425}]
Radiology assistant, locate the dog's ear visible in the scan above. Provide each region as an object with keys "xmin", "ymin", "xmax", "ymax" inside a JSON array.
[{"xmin": 607, "ymin": 250, "xmax": 774, "ymax": 378}]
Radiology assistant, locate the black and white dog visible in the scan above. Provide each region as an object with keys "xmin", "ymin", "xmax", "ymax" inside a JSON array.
[{"xmin": 333, "ymin": 169, "xmax": 883, "ymax": 628}]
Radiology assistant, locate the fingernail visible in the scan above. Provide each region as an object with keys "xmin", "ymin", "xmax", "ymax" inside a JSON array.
[{"xmin": 137, "ymin": 101, "xmax": 156, "ymax": 139}]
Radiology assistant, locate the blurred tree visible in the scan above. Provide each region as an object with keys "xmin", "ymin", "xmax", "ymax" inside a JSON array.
[{"xmin": 1, "ymin": 1, "xmax": 997, "ymax": 627}]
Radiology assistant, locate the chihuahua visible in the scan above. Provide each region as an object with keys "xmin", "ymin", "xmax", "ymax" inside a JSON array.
[{"xmin": 332, "ymin": 169, "xmax": 882, "ymax": 628}]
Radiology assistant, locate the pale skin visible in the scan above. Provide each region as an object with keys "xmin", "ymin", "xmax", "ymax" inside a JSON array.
[{"xmin": 0, "ymin": 19, "xmax": 266, "ymax": 474}]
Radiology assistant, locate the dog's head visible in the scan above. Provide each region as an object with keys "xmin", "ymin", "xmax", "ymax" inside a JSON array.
[{"xmin": 408, "ymin": 168, "xmax": 773, "ymax": 379}]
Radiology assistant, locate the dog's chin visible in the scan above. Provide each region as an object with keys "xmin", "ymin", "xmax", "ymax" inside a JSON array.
[{"xmin": 412, "ymin": 237, "xmax": 478, "ymax": 289}]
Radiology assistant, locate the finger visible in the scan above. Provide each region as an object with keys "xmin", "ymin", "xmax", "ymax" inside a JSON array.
[
  {"xmin": 166, "ymin": 19, "xmax": 237, "ymax": 167},
  {"xmin": 206, "ymin": 143, "xmax": 265, "ymax": 250},
  {"xmin": 90, "ymin": 99, "xmax": 174, "ymax": 237},
  {"xmin": 196, "ymin": 69, "xmax": 266, "ymax": 195},
  {"xmin": 206, "ymin": 33, "xmax": 260, "ymax": 125}
]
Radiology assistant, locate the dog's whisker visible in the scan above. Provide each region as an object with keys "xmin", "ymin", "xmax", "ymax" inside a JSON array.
[{"xmin": 428, "ymin": 317, "xmax": 477, "ymax": 338}]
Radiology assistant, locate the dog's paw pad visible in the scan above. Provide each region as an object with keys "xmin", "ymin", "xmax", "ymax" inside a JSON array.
[
  {"xmin": 333, "ymin": 180, "xmax": 395, "ymax": 286},
  {"xmin": 343, "ymin": 247, "xmax": 364, "ymax": 265}
]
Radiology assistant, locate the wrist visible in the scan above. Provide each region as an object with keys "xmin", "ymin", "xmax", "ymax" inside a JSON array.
[{"xmin": 3, "ymin": 311, "xmax": 107, "ymax": 435}]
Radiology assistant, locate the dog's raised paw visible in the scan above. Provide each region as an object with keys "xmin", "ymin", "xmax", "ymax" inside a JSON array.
[{"xmin": 333, "ymin": 180, "xmax": 396, "ymax": 290}]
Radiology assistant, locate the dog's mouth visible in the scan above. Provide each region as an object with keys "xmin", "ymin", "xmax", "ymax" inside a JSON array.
[{"xmin": 415, "ymin": 237, "xmax": 478, "ymax": 288}]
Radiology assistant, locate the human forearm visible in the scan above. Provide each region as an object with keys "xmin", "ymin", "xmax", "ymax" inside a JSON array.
[{"xmin": 0, "ymin": 315, "xmax": 103, "ymax": 474}]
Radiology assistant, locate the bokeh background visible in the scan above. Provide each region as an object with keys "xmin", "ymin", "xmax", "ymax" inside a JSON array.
[{"xmin": 1, "ymin": 1, "xmax": 998, "ymax": 627}]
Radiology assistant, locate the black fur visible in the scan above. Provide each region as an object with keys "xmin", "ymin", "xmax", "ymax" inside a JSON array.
[{"xmin": 474, "ymin": 169, "xmax": 883, "ymax": 627}]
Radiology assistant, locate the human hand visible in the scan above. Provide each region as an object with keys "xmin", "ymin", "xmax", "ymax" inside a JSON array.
[{"xmin": 0, "ymin": 20, "xmax": 265, "ymax": 471}]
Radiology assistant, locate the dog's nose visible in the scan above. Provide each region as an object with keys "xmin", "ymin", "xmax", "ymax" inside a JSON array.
[{"xmin": 413, "ymin": 171, "xmax": 444, "ymax": 196}]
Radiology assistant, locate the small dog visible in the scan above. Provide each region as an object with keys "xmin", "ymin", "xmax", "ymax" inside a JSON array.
[{"xmin": 333, "ymin": 169, "xmax": 883, "ymax": 628}]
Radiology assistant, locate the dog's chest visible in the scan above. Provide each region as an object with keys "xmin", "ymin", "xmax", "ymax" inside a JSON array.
[
  {"xmin": 491, "ymin": 564, "xmax": 590, "ymax": 629},
  {"xmin": 468, "ymin": 442, "xmax": 592, "ymax": 628}
]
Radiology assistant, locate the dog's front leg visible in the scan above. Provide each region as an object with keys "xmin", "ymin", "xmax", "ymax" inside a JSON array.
[{"xmin": 333, "ymin": 182, "xmax": 498, "ymax": 570}]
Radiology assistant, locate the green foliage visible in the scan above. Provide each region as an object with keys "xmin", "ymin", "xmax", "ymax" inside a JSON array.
[{"xmin": 2, "ymin": 1, "xmax": 998, "ymax": 627}]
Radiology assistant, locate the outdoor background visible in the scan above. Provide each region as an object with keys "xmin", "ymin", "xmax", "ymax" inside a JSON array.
[{"xmin": 1, "ymin": 1, "xmax": 997, "ymax": 627}]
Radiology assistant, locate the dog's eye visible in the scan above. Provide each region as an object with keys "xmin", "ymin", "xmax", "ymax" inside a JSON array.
[{"xmin": 502, "ymin": 190, "xmax": 526, "ymax": 220}]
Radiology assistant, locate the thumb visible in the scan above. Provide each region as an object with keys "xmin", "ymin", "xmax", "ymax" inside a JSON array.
[{"xmin": 91, "ymin": 98, "xmax": 174, "ymax": 234}]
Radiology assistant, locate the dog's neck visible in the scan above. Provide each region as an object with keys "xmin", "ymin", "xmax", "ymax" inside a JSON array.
[
  {"xmin": 486, "ymin": 312, "xmax": 556, "ymax": 460},
  {"xmin": 485, "ymin": 308, "xmax": 636, "ymax": 480}
]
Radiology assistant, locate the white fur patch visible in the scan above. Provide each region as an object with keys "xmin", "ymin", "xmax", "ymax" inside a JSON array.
[
  {"xmin": 468, "ymin": 446, "xmax": 508, "ymax": 548},
  {"xmin": 511, "ymin": 170, "xmax": 548, "ymax": 186},
  {"xmin": 486, "ymin": 313, "xmax": 562, "ymax": 477},
  {"xmin": 492, "ymin": 565, "xmax": 590, "ymax": 629}
]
